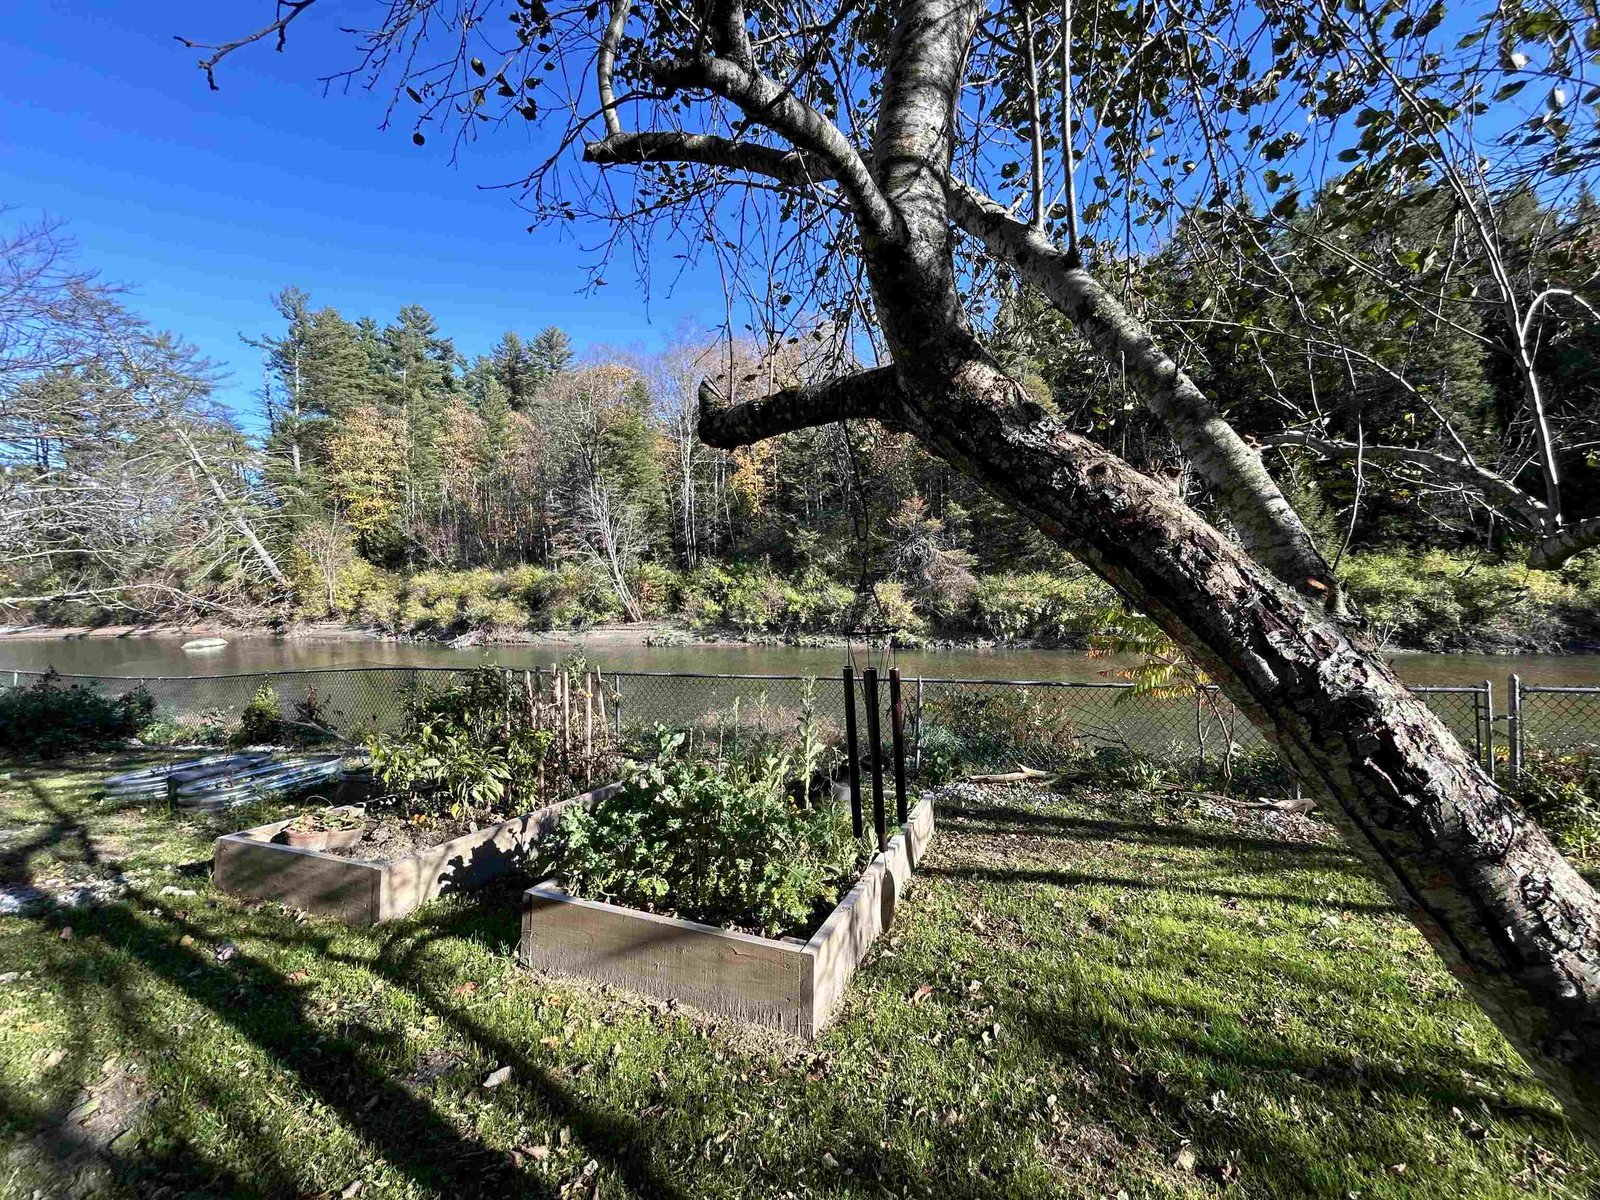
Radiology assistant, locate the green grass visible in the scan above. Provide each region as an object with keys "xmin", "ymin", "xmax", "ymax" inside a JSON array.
[{"xmin": 0, "ymin": 756, "xmax": 1593, "ymax": 1198}]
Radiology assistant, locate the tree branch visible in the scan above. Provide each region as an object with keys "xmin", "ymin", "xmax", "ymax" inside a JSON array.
[
  {"xmin": 597, "ymin": 0, "xmax": 633, "ymax": 137},
  {"xmin": 1259, "ymin": 430, "xmax": 1549, "ymax": 529},
  {"xmin": 945, "ymin": 176, "xmax": 1342, "ymax": 609},
  {"xmin": 653, "ymin": 55, "xmax": 901, "ymax": 244},
  {"xmin": 175, "ymin": 0, "xmax": 320, "ymax": 91},
  {"xmin": 584, "ymin": 131, "xmax": 833, "ymax": 187},
  {"xmin": 1532, "ymin": 516, "xmax": 1600, "ymax": 569},
  {"xmin": 697, "ymin": 366, "xmax": 901, "ymax": 448}
]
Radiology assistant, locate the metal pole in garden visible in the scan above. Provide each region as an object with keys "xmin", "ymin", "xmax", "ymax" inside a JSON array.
[
  {"xmin": 889, "ymin": 668, "xmax": 909, "ymax": 825},
  {"xmin": 842, "ymin": 666, "xmax": 863, "ymax": 839},
  {"xmin": 613, "ymin": 673, "xmax": 623, "ymax": 740},
  {"xmin": 864, "ymin": 667, "xmax": 888, "ymax": 852},
  {"xmin": 914, "ymin": 676, "xmax": 924, "ymax": 772},
  {"xmin": 1483, "ymin": 679, "xmax": 1496, "ymax": 779},
  {"xmin": 1508, "ymin": 673, "xmax": 1524, "ymax": 780}
]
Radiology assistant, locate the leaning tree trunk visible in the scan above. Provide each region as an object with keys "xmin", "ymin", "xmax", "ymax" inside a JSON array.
[
  {"xmin": 698, "ymin": 0, "xmax": 1600, "ymax": 1135},
  {"xmin": 900, "ymin": 360, "xmax": 1600, "ymax": 1127}
]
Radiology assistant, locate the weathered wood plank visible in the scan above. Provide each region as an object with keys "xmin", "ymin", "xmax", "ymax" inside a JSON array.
[{"xmin": 213, "ymin": 782, "xmax": 620, "ymax": 925}]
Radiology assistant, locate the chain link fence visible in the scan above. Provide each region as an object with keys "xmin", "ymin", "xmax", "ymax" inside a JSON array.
[
  {"xmin": 1506, "ymin": 677, "xmax": 1600, "ymax": 777},
  {"xmin": 1, "ymin": 664, "xmax": 1500, "ymax": 776}
]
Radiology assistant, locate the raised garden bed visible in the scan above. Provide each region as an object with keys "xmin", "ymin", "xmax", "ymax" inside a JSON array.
[
  {"xmin": 520, "ymin": 795, "xmax": 934, "ymax": 1038},
  {"xmin": 213, "ymin": 782, "xmax": 621, "ymax": 924}
]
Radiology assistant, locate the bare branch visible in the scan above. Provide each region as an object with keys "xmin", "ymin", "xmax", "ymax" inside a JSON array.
[
  {"xmin": 697, "ymin": 366, "xmax": 901, "ymax": 448},
  {"xmin": 1258, "ymin": 430, "xmax": 1550, "ymax": 528},
  {"xmin": 654, "ymin": 55, "xmax": 902, "ymax": 244},
  {"xmin": 945, "ymin": 176, "xmax": 1342, "ymax": 608},
  {"xmin": 585, "ymin": 132, "xmax": 833, "ymax": 188},
  {"xmin": 175, "ymin": 0, "xmax": 320, "ymax": 91}
]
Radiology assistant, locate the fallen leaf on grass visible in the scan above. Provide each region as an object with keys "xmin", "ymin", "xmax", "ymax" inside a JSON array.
[
  {"xmin": 452, "ymin": 981, "xmax": 478, "ymax": 996},
  {"xmin": 287, "ymin": 970, "xmax": 310, "ymax": 984},
  {"xmin": 58, "ymin": 927, "xmax": 72, "ymax": 941},
  {"xmin": 1174, "ymin": 1147, "xmax": 1196, "ymax": 1172},
  {"xmin": 215, "ymin": 943, "xmax": 238, "ymax": 962},
  {"xmin": 340, "ymin": 1181, "xmax": 364, "ymax": 1199},
  {"xmin": 910, "ymin": 985, "xmax": 934, "ymax": 1004},
  {"xmin": 541, "ymin": 1035, "xmax": 562, "ymax": 1048},
  {"xmin": 483, "ymin": 1066, "xmax": 513, "ymax": 1089}
]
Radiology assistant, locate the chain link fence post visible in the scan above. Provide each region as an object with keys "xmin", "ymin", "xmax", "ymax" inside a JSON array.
[
  {"xmin": 914, "ymin": 676, "xmax": 924, "ymax": 772},
  {"xmin": 1508, "ymin": 673, "xmax": 1524, "ymax": 780},
  {"xmin": 1483, "ymin": 678, "xmax": 1495, "ymax": 778}
]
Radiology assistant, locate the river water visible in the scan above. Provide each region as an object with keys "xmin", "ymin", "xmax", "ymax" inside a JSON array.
[{"xmin": 3, "ymin": 630, "xmax": 1600, "ymax": 689}]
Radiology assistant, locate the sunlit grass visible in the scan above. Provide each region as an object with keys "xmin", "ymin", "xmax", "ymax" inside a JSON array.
[{"xmin": 0, "ymin": 756, "xmax": 1592, "ymax": 1197}]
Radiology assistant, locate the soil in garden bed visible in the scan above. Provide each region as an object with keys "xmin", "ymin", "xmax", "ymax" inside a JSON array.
[{"xmin": 319, "ymin": 814, "xmax": 493, "ymax": 863}]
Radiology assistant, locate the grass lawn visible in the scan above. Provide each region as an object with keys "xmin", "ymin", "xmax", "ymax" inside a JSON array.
[{"xmin": 0, "ymin": 753, "xmax": 1594, "ymax": 1199}]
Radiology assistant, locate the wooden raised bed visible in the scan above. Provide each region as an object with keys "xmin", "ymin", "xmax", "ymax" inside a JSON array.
[
  {"xmin": 213, "ymin": 782, "xmax": 621, "ymax": 925},
  {"xmin": 520, "ymin": 796, "xmax": 935, "ymax": 1038}
]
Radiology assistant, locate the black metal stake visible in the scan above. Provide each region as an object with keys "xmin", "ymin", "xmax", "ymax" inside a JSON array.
[
  {"xmin": 889, "ymin": 668, "xmax": 908, "ymax": 824},
  {"xmin": 842, "ymin": 666, "xmax": 863, "ymax": 838},
  {"xmin": 864, "ymin": 667, "xmax": 887, "ymax": 852}
]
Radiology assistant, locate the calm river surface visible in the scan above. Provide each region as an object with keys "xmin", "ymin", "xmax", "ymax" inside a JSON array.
[{"xmin": 3, "ymin": 631, "xmax": 1600, "ymax": 689}]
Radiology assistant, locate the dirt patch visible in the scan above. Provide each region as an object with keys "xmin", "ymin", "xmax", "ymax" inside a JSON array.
[
  {"xmin": 320, "ymin": 816, "xmax": 480, "ymax": 863},
  {"xmin": 27, "ymin": 1056, "xmax": 153, "ymax": 1196}
]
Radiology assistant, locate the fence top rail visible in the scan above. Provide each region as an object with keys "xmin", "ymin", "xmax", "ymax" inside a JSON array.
[
  {"xmin": 0, "ymin": 663, "xmax": 1498, "ymax": 698},
  {"xmin": 1519, "ymin": 684, "xmax": 1600, "ymax": 694}
]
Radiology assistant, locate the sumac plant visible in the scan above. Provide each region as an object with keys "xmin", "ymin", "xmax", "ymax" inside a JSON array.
[{"xmin": 537, "ymin": 730, "xmax": 871, "ymax": 938}]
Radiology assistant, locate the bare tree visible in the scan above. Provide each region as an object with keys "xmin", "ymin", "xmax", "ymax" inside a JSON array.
[{"xmin": 0, "ymin": 222, "xmax": 285, "ymax": 615}]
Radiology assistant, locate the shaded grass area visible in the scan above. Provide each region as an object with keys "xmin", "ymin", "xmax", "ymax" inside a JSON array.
[{"xmin": 0, "ymin": 756, "xmax": 1593, "ymax": 1198}]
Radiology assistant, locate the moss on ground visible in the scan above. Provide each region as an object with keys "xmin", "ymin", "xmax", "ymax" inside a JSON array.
[{"xmin": 0, "ymin": 756, "xmax": 1593, "ymax": 1198}]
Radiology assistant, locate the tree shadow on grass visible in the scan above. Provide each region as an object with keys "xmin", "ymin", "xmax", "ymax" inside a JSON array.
[
  {"xmin": 0, "ymin": 785, "xmax": 106, "ymax": 886},
  {"xmin": 36, "ymin": 889, "xmax": 687, "ymax": 1200}
]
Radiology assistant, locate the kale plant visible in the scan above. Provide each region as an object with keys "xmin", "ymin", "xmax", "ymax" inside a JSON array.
[{"xmin": 537, "ymin": 729, "xmax": 871, "ymax": 937}]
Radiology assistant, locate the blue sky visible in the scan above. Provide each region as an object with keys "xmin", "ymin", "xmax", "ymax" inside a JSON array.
[{"xmin": 0, "ymin": 2, "xmax": 725, "ymax": 430}]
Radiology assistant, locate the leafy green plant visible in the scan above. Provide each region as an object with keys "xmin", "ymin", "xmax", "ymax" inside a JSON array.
[
  {"xmin": 365, "ymin": 666, "xmax": 571, "ymax": 823},
  {"xmin": 537, "ymin": 730, "xmax": 870, "ymax": 937},
  {"xmin": 368, "ymin": 721, "xmax": 515, "ymax": 823},
  {"xmin": 234, "ymin": 684, "xmax": 284, "ymax": 746},
  {"xmin": 1510, "ymin": 744, "xmax": 1600, "ymax": 864},
  {"xmin": 0, "ymin": 671, "xmax": 156, "ymax": 758}
]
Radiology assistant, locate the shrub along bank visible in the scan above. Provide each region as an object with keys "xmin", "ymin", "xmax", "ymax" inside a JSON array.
[{"xmin": 275, "ymin": 548, "xmax": 1600, "ymax": 653}]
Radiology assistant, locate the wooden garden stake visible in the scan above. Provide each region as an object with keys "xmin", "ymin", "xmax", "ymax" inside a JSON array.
[
  {"xmin": 594, "ymin": 672, "xmax": 611, "ymax": 748},
  {"xmin": 584, "ymin": 672, "xmax": 594, "ymax": 786},
  {"xmin": 561, "ymin": 669, "xmax": 571, "ymax": 764}
]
